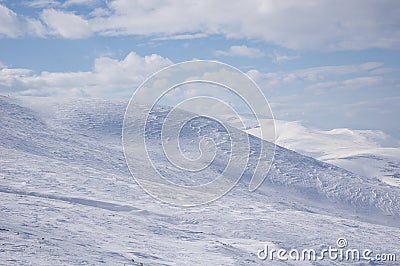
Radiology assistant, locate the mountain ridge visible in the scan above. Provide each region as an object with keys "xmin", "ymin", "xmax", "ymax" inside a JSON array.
[{"xmin": 1, "ymin": 95, "xmax": 399, "ymax": 265}]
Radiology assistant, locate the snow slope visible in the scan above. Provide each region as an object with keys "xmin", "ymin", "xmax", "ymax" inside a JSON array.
[
  {"xmin": 247, "ymin": 120, "xmax": 400, "ymax": 187},
  {"xmin": 0, "ymin": 96, "xmax": 399, "ymax": 265}
]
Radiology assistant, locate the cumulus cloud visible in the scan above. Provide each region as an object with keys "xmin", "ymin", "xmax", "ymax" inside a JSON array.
[
  {"xmin": 215, "ymin": 45, "xmax": 265, "ymax": 58},
  {"xmin": 0, "ymin": 52, "xmax": 172, "ymax": 97}
]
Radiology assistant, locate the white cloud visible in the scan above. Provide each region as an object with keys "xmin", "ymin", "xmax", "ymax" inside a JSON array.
[
  {"xmin": 0, "ymin": 52, "xmax": 172, "ymax": 97},
  {"xmin": 0, "ymin": 68, "xmax": 33, "ymax": 90},
  {"xmin": 87, "ymin": 0, "xmax": 400, "ymax": 51},
  {"xmin": 26, "ymin": 17, "xmax": 48, "ymax": 37},
  {"xmin": 0, "ymin": 4, "xmax": 21, "ymax": 37},
  {"xmin": 215, "ymin": 45, "xmax": 265, "ymax": 58},
  {"xmin": 1, "ymin": 1, "xmax": 400, "ymax": 51},
  {"xmin": 40, "ymin": 9, "xmax": 92, "ymax": 38}
]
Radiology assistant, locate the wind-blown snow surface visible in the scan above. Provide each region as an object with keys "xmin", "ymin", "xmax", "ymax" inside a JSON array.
[
  {"xmin": 0, "ymin": 96, "xmax": 399, "ymax": 265},
  {"xmin": 247, "ymin": 120, "xmax": 400, "ymax": 187}
]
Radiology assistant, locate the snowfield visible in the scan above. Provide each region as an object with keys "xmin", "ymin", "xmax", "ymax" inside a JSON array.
[
  {"xmin": 247, "ymin": 120, "xmax": 400, "ymax": 188},
  {"xmin": 0, "ymin": 95, "xmax": 399, "ymax": 265}
]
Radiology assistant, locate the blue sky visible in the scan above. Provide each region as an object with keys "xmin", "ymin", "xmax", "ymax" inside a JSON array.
[{"xmin": 0, "ymin": 0, "xmax": 399, "ymax": 139}]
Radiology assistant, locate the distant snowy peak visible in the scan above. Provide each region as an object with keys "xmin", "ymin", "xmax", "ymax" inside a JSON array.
[{"xmin": 247, "ymin": 119, "xmax": 400, "ymax": 187}]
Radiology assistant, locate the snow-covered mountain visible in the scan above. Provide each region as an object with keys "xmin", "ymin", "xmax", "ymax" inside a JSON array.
[
  {"xmin": 1, "ymin": 96, "xmax": 399, "ymax": 265},
  {"xmin": 247, "ymin": 120, "xmax": 400, "ymax": 188}
]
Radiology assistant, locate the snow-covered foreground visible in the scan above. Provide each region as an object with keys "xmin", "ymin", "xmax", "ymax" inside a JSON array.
[{"xmin": 0, "ymin": 96, "xmax": 399, "ymax": 265}]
